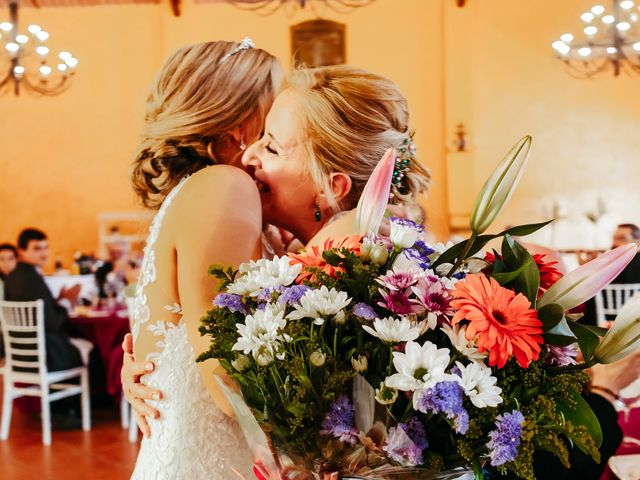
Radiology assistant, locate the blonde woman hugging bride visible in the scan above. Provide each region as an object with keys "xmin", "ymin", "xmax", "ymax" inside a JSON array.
[{"xmin": 123, "ymin": 38, "xmax": 430, "ymax": 479}]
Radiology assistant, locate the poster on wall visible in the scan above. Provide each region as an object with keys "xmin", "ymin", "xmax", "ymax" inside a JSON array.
[{"xmin": 290, "ymin": 19, "xmax": 346, "ymax": 67}]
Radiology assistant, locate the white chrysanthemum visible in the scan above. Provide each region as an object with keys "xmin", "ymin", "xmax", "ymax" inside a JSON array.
[
  {"xmin": 287, "ymin": 285, "xmax": 351, "ymax": 325},
  {"xmin": 455, "ymin": 360, "xmax": 503, "ymax": 408},
  {"xmin": 362, "ymin": 317, "xmax": 421, "ymax": 344},
  {"xmin": 232, "ymin": 307, "xmax": 288, "ymax": 366},
  {"xmin": 385, "ymin": 341, "xmax": 453, "ymax": 392},
  {"xmin": 441, "ymin": 324, "xmax": 487, "ymax": 362},
  {"xmin": 228, "ymin": 256, "xmax": 301, "ymax": 296}
]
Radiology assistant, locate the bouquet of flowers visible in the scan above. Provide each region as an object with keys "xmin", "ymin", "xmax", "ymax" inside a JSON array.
[{"xmin": 198, "ymin": 137, "xmax": 640, "ymax": 480}]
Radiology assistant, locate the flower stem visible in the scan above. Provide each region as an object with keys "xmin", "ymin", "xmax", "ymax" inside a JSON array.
[
  {"xmin": 447, "ymin": 232, "xmax": 477, "ymax": 278},
  {"xmin": 546, "ymin": 361, "xmax": 594, "ymax": 375}
]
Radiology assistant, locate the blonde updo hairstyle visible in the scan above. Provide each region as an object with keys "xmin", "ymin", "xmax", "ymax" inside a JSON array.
[
  {"xmin": 285, "ymin": 65, "xmax": 431, "ymax": 215},
  {"xmin": 132, "ymin": 41, "xmax": 282, "ymax": 209}
]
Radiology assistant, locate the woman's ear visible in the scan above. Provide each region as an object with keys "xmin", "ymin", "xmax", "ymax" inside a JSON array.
[
  {"xmin": 316, "ymin": 173, "xmax": 352, "ymax": 214},
  {"xmin": 327, "ymin": 172, "xmax": 352, "ymax": 204}
]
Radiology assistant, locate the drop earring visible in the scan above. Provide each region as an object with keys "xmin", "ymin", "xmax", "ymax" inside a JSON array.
[
  {"xmin": 314, "ymin": 203, "xmax": 322, "ymax": 222},
  {"xmin": 239, "ymin": 135, "xmax": 246, "ymax": 151}
]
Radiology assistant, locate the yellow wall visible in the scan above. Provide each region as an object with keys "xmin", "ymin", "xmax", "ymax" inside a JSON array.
[
  {"xmin": 444, "ymin": 0, "xmax": 640, "ymax": 233},
  {"xmin": 0, "ymin": 0, "xmax": 446, "ymax": 269}
]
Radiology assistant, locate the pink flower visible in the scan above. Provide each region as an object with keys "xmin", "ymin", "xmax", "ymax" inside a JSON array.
[
  {"xmin": 376, "ymin": 270, "xmax": 420, "ymax": 291},
  {"xmin": 411, "ymin": 276, "xmax": 454, "ymax": 320},
  {"xmin": 378, "ymin": 288, "xmax": 422, "ymax": 315}
]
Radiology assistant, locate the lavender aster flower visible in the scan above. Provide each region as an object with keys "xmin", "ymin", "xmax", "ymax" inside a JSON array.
[
  {"xmin": 320, "ymin": 395, "xmax": 358, "ymax": 445},
  {"xmin": 279, "ymin": 285, "xmax": 310, "ymax": 306},
  {"xmin": 486, "ymin": 410, "xmax": 525, "ymax": 466},
  {"xmin": 414, "ymin": 381, "xmax": 469, "ymax": 434},
  {"xmin": 213, "ymin": 293, "xmax": 249, "ymax": 314},
  {"xmin": 353, "ymin": 302, "xmax": 377, "ymax": 320},
  {"xmin": 544, "ymin": 344, "xmax": 579, "ymax": 367},
  {"xmin": 384, "ymin": 423, "xmax": 424, "ymax": 467}
]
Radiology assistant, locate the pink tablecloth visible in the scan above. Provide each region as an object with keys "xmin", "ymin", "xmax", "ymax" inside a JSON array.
[
  {"xmin": 601, "ymin": 407, "xmax": 640, "ymax": 479},
  {"xmin": 68, "ymin": 309, "xmax": 130, "ymax": 397}
]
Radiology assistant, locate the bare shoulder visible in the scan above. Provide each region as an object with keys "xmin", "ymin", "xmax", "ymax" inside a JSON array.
[{"xmin": 167, "ymin": 165, "xmax": 262, "ymax": 232}]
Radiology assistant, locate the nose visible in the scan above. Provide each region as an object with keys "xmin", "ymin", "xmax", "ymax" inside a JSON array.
[{"xmin": 241, "ymin": 141, "xmax": 261, "ymax": 169}]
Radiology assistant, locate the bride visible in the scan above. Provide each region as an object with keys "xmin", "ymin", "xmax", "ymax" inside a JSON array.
[{"xmin": 126, "ymin": 39, "xmax": 430, "ymax": 479}]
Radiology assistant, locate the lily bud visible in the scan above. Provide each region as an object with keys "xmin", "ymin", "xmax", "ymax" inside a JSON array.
[
  {"xmin": 355, "ymin": 148, "xmax": 396, "ymax": 236},
  {"xmin": 310, "ymin": 350, "xmax": 327, "ymax": 367},
  {"xmin": 594, "ymin": 295, "xmax": 640, "ymax": 364},
  {"xmin": 538, "ymin": 243, "xmax": 638, "ymax": 310},
  {"xmin": 360, "ymin": 237, "xmax": 373, "ymax": 261},
  {"xmin": 351, "ymin": 355, "xmax": 368, "ymax": 373},
  {"xmin": 370, "ymin": 242, "xmax": 389, "ymax": 265},
  {"xmin": 231, "ymin": 354, "xmax": 250, "ymax": 372},
  {"xmin": 469, "ymin": 136, "xmax": 531, "ymax": 234}
]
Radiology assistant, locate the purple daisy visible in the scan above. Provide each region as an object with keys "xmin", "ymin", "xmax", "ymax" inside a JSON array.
[
  {"xmin": 378, "ymin": 288, "xmax": 422, "ymax": 315},
  {"xmin": 544, "ymin": 344, "xmax": 579, "ymax": 367},
  {"xmin": 376, "ymin": 270, "xmax": 420, "ymax": 291},
  {"xmin": 487, "ymin": 410, "xmax": 525, "ymax": 466},
  {"xmin": 411, "ymin": 277, "xmax": 453, "ymax": 320}
]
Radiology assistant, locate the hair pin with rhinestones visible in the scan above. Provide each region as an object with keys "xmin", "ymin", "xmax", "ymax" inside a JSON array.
[{"xmin": 220, "ymin": 37, "xmax": 255, "ymax": 63}]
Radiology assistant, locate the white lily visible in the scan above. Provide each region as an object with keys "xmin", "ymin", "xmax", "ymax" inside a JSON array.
[
  {"xmin": 538, "ymin": 243, "xmax": 638, "ymax": 310},
  {"xmin": 594, "ymin": 294, "xmax": 640, "ymax": 364}
]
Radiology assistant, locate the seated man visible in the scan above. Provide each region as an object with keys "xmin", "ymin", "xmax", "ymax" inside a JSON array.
[
  {"xmin": 583, "ymin": 223, "xmax": 640, "ymax": 326},
  {"xmin": 95, "ymin": 236, "xmax": 138, "ymax": 299},
  {"xmin": 4, "ymin": 228, "xmax": 84, "ymax": 429}
]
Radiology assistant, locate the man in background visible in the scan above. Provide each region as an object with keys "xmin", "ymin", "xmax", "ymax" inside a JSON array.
[
  {"xmin": 4, "ymin": 228, "xmax": 83, "ymax": 429},
  {"xmin": 610, "ymin": 223, "xmax": 640, "ymax": 283}
]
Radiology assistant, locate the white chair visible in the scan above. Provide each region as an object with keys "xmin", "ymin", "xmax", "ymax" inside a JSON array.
[
  {"xmin": 122, "ymin": 295, "xmax": 139, "ymax": 442},
  {"xmin": 0, "ymin": 300, "xmax": 91, "ymax": 445},
  {"xmin": 595, "ymin": 284, "xmax": 640, "ymax": 327}
]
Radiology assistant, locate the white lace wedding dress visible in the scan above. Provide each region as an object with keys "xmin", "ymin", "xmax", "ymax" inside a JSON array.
[{"xmin": 130, "ymin": 177, "xmax": 253, "ymax": 480}]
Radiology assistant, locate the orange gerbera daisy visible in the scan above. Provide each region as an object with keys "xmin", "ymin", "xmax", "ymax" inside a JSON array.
[
  {"xmin": 450, "ymin": 274, "xmax": 543, "ymax": 368},
  {"xmin": 288, "ymin": 235, "xmax": 362, "ymax": 282}
]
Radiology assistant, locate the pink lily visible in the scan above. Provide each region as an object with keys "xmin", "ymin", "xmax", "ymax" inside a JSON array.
[
  {"xmin": 355, "ymin": 148, "xmax": 396, "ymax": 236},
  {"xmin": 538, "ymin": 243, "xmax": 638, "ymax": 310}
]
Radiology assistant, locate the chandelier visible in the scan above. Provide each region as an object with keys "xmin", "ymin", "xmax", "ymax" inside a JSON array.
[
  {"xmin": 552, "ymin": 1, "xmax": 640, "ymax": 78},
  {"xmin": 224, "ymin": 0, "xmax": 375, "ymax": 16},
  {"xmin": 0, "ymin": 0, "xmax": 78, "ymax": 96}
]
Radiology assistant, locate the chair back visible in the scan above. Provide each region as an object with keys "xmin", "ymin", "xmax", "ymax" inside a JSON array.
[
  {"xmin": 595, "ymin": 283, "xmax": 640, "ymax": 327},
  {"xmin": 0, "ymin": 300, "xmax": 47, "ymax": 377}
]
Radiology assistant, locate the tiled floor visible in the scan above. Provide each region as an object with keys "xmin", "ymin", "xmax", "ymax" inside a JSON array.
[{"xmin": 0, "ymin": 383, "xmax": 139, "ymax": 480}]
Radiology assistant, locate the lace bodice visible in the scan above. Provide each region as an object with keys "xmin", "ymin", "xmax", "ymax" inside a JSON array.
[{"xmin": 130, "ymin": 176, "xmax": 253, "ymax": 479}]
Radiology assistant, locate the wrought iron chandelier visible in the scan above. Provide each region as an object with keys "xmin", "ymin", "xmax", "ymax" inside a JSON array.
[
  {"xmin": 0, "ymin": 0, "xmax": 78, "ymax": 96},
  {"xmin": 552, "ymin": 0, "xmax": 640, "ymax": 78},
  {"xmin": 224, "ymin": 0, "xmax": 375, "ymax": 16}
]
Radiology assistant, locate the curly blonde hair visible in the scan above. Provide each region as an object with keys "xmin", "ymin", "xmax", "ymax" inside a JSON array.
[
  {"xmin": 132, "ymin": 41, "xmax": 282, "ymax": 209},
  {"xmin": 285, "ymin": 65, "xmax": 431, "ymax": 214}
]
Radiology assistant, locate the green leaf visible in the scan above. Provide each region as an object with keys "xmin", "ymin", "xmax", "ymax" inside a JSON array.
[
  {"xmin": 543, "ymin": 333, "xmax": 579, "ymax": 346},
  {"xmin": 501, "ymin": 235, "xmax": 540, "ymax": 303},
  {"xmin": 538, "ymin": 304, "xmax": 566, "ymax": 332},
  {"xmin": 568, "ymin": 320, "xmax": 601, "ymax": 362},
  {"xmin": 557, "ymin": 391, "xmax": 603, "ymax": 450},
  {"xmin": 432, "ymin": 220, "xmax": 553, "ymax": 268}
]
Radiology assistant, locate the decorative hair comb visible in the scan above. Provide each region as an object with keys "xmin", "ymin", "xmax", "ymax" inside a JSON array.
[
  {"xmin": 220, "ymin": 37, "xmax": 256, "ymax": 63},
  {"xmin": 390, "ymin": 135, "xmax": 416, "ymax": 203}
]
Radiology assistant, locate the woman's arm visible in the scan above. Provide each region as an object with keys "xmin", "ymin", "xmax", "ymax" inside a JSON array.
[{"xmin": 171, "ymin": 166, "xmax": 262, "ymax": 417}]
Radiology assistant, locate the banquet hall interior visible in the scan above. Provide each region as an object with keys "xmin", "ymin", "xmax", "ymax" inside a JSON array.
[{"xmin": 0, "ymin": 0, "xmax": 639, "ymax": 478}]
